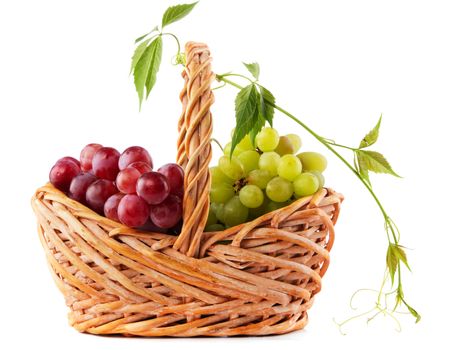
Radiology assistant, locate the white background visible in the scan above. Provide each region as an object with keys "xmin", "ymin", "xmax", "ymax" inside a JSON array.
[{"xmin": 0, "ymin": 0, "xmax": 449, "ymax": 348}]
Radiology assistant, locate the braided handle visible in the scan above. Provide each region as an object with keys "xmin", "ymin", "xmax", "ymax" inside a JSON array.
[{"xmin": 174, "ymin": 42, "xmax": 214, "ymax": 257}]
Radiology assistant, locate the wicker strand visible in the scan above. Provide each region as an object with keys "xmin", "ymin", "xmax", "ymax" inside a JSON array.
[{"xmin": 174, "ymin": 42, "xmax": 214, "ymax": 257}]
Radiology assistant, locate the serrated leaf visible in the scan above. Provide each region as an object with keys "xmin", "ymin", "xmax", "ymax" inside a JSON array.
[
  {"xmin": 356, "ymin": 150, "xmax": 401, "ymax": 177},
  {"xmin": 259, "ymin": 85, "xmax": 275, "ymax": 126},
  {"xmin": 386, "ymin": 244, "xmax": 398, "ymax": 285},
  {"xmin": 393, "ymin": 245, "xmax": 411, "ymax": 271},
  {"xmin": 133, "ymin": 36, "xmax": 163, "ymax": 109},
  {"xmin": 134, "ymin": 26, "xmax": 159, "ymax": 44},
  {"xmin": 145, "ymin": 36, "xmax": 162, "ymax": 98},
  {"xmin": 162, "ymin": 2, "xmax": 198, "ymax": 28},
  {"xmin": 243, "ymin": 62, "xmax": 260, "ymax": 80},
  {"xmin": 356, "ymin": 152, "xmax": 371, "ymax": 186},
  {"xmin": 231, "ymin": 84, "xmax": 260, "ymax": 156},
  {"xmin": 249, "ymin": 114, "xmax": 265, "ymax": 147},
  {"xmin": 359, "ymin": 115, "xmax": 382, "ymax": 148},
  {"xmin": 130, "ymin": 39, "xmax": 150, "ymax": 74}
]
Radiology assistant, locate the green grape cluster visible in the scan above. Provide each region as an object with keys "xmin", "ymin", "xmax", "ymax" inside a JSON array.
[{"xmin": 206, "ymin": 127, "xmax": 328, "ymax": 231}]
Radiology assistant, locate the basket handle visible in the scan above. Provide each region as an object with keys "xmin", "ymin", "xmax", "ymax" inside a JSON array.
[{"xmin": 174, "ymin": 42, "xmax": 214, "ymax": 257}]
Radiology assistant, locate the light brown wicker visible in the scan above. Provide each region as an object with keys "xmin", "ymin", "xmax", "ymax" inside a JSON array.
[{"xmin": 31, "ymin": 42, "xmax": 344, "ymax": 337}]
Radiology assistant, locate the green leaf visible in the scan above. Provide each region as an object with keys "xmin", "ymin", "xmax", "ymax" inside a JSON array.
[
  {"xmin": 386, "ymin": 244, "xmax": 398, "ymax": 285},
  {"xmin": 359, "ymin": 115, "xmax": 382, "ymax": 148},
  {"xmin": 355, "ymin": 151, "xmax": 371, "ymax": 186},
  {"xmin": 243, "ymin": 62, "xmax": 260, "ymax": 80},
  {"xmin": 145, "ymin": 36, "xmax": 163, "ymax": 98},
  {"xmin": 393, "ymin": 245, "xmax": 411, "ymax": 271},
  {"xmin": 133, "ymin": 36, "xmax": 163, "ymax": 109},
  {"xmin": 249, "ymin": 114, "xmax": 266, "ymax": 147},
  {"xmin": 259, "ymin": 85, "xmax": 275, "ymax": 126},
  {"xmin": 405, "ymin": 303, "xmax": 421, "ymax": 323},
  {"xmin": 356, "ymin": 150, "xmax": 401, "ymax": 177},
  {"xmin": 401, "ymin": 296, "xmax": 421, "ymax": 323},
  {"xmin": 134, "ymin": 26, "xmax": 159, "ymax": 44},
  {"xmin": 130, "ymin": 39, "xmax": 150, "ymax": 74},
  {"xmin": 231, "ymin": 84, "xmax": 260, "ymax": 156},
  {"xmin": 394, "ymin": 293, "xmax": 402, "ymax": 310},
  {"xmin": 162, "ymin": 2, "xmax": 198, "ymax": 28}
]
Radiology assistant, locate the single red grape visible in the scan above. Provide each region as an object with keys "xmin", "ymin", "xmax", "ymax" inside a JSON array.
[
  {"xmin": 128, "ymin": 161, "xmax": 152, "ymax": 175},
  {"xmin": 136, "ymin": 172, "xmax": 170, "ymax": 205},
  {"xmin": 92, "ymin": 147, "xmax": 120, "ymax": 181},
  {"xmin": 119, "ymin": 146, "xmax": 153, "ymax": 170},
  {"xmin": 68, "ymin": 172, "xmax": 97, "ymax": 204},
  {"xmin": 85, "ymin": 179, "xmax": 118, "ymax": 214},
  {"xmin": 80, "ymin": 143, "xmax": 103, "ymax": 172},
  {"xmin": 138, "ymin": 219, "xmax": 168, "ymax": 233},
  {"xmin": 158, "ymin": 163, "xmax": 184, "ymax": 195},
  {"xmin": 57, "ymin": 156, "xmax": 81, "ymax": 168},
  {"xmin": 104, "ymin": 193, "xmax": 125, "ymax": 222},
  {"xmin": 149, "ymin": 195, "xmax": 182, "ymax": 228},
  {"xmin": 116, "ymin": 167, "xmax": 141, "ymax": 194},
  {"xmin": 49, "ymin": 160, "xmax": 81, "ymax": 192},
  {"xmin": 118, "ymin": 194, "xmax": 149, "ymax": 227}
]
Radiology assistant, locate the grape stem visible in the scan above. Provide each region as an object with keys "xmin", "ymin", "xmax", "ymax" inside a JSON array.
[
  {"xmin": 161, "ymin": 32, "xmax": 181, "ymax": 55},
  {"xmin": 210, "ymin": 138, "xmax": 224, "ymax": 152}
]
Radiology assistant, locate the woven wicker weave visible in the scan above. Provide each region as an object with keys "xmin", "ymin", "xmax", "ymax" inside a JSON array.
[{"xmin": 31, "ymin": 42, "xmax": 344, "ymax": 337}]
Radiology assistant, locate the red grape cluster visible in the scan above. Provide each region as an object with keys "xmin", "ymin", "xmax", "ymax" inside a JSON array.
[{"xmin": 49, "ymin": 144, "xmax": 184, "ymax": 232}]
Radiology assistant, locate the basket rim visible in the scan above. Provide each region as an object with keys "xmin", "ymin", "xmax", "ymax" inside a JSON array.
[{"xmin": 33, "ymin": 182, "xmax": 344, "ymax": 241}]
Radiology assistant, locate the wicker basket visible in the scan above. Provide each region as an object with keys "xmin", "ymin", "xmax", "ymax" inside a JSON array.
[{"xmin": 31, "ymin": 42, "xmax": 344, "ymax": 337}]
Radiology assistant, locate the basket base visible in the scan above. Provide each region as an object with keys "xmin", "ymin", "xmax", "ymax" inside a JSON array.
[
  {"xmin": 32, "ymin": 184, "xmax": 343, "ymax": 337},
  {"xmin": 78, "ymin": 309, "xmax": 309, "ymax": 337}
]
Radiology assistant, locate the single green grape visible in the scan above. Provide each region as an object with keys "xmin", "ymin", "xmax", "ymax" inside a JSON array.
[
  {"xmin": 206, "ymin": 207, "xmax": 217, "ymax": 226},
  {"xmin": 224, "ymin": 135, "xmax": 254, "ymax": 156},
  {"xmin": 210, "ymin": 166, "xmax": 233, "ymax": 185},
  {"xmin": 218, "ymin": 155, "xmax": 245, "ymax": 180},
  {"xmin": 310, "ymin": 170, "xmax": 325, "ymax": 189},
  {"xmin": 247, "ymin": 169, "xmax": 272, "ymax": 189},
  {"xmin": 293, "ymin": 172, "xmax": 319, "ymax": 197},
  {"xmin": 210, "ymin": 202, "xmax": 223, "ymax": 215},
  {"xmin": 274, "ymin": 136, "xmax": 294, "ymax": 155},
  {"xmin": 265, "ymin": 200, "xmax": 291, "ymax": 213},
  {"xmin": 205, "ymin": 223, "xmax": 225, "ymax": 232},
  {"xmin": 256, "ymin": 127, "xmax": 279, "ymax": 152},
  {"xmin": 215, "ymin": 203, "xmax": 225, "ymax": 223},
  {"xmin": 286, "ymin": 134, "xmax": 302, "ymax": 153},
  {"xmin": 237, "ymin": 135, "xmax": 254, "ymax": 151},
  {"xmin": 239, "ymin": 184, "xmax": 264, "ymax": 208},
  {"xmin": 297, "ymin": 152, "xmax": 327, "ymax": 172},
  {"xmin": 223, "ymin": 196, "xmax": 249, "ymax": 227},
  {"xmin": 266, "ymin": 176, "xmax": 294, "ymax": 202},
  {"xmin": 248, "ymin": 195, "xmax": 269, "ymax": 219},
  {"xmin": 210, "ymin": 183, "xmax": 234, "ymax": 203},
  {"xmin": 258, "ymin": 152, "xmax": 281, "ymax": 176},
  {"xmin": 223, "ymin": 142, "xmax": 243, "ymax": 157},
  {"xmin": 277, "ymin": 154, "xmax": 302, "ymax": 181},
  {"xmin": 237, "ymin": 150, "xmax": 260, "ymax": 174}
]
